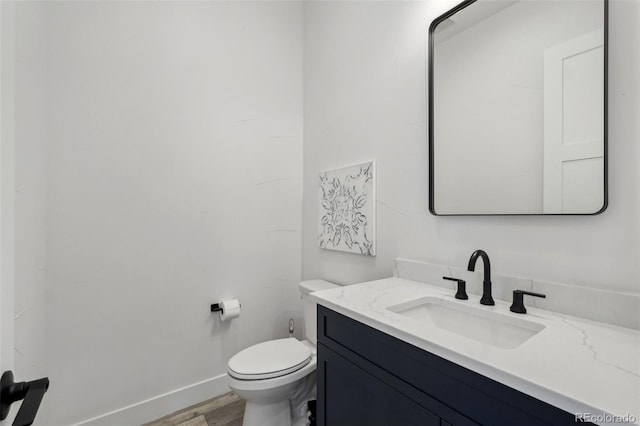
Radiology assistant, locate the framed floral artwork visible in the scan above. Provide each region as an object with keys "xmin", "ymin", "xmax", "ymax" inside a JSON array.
[{"xmin": 318, "ymin": 161, "xmax": 376, "ymax": 256}]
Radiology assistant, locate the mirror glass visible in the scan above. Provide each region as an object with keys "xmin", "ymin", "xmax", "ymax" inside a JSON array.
[{"xmin": 429, "ymin": 0, "xmax": 607, "ymax": 215}]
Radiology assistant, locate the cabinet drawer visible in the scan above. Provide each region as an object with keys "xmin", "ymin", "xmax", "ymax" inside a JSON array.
[{"xmin": 318, "ymin": 305, "xmax": 588, "ymax": 426}]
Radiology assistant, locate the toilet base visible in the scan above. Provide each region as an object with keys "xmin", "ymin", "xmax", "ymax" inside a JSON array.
[{"xmin": 243, "ymin": 399, "xmax": 292, "ymax": 426}]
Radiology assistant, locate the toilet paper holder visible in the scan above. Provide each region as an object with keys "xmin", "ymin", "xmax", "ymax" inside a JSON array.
[
  {"xmin": 210, "ymin": 301, "xmax": 241, "ymax": 313},
  {"xmin": 211, "ymin": 299, "xmax": 242, "ymax": 322}
]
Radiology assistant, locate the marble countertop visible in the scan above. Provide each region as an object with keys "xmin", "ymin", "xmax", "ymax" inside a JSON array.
[{"xmin": 311, "ymin": 278, "xmax": 640, "ymax": 426}]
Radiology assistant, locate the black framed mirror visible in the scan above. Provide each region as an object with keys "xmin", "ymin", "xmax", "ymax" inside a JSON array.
[{"xmin": 429, "ymin": 0, "xmax": 608, "ymax": 215}]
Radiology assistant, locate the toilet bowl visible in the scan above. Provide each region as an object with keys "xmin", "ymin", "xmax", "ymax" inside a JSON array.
[{"xmin": 227, "ymin": 280, "xmax": 337, "ymax": 426}]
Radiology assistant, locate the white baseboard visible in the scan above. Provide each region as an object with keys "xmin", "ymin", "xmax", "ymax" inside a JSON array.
[{"xmin": 73, "ymin": 374, "xmax": 230, "ymax": 426}]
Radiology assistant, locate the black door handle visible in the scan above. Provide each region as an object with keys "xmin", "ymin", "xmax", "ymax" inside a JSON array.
[{"xmin": 0, "ymin": 370, "xmax": 49, "ymax": 426}]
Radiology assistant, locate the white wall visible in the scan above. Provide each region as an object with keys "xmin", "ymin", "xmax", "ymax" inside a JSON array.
[
  {"xmin": 0, "ymin": 1, "xmax": 17, "ymax": 407},
  {"xmin": 15, "ymin": 2, "xmax": 303, "ymax": 424},
  {"xmin": 14, "ymin": 0, "xmax": 48, "ymax": 392},
  {"xmin": 302, "ymin": 1, "xmax": 639, "ymax": 294}
]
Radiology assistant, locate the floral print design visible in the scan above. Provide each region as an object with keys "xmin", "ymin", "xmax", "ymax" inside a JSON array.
[{"xmin": 318, "ymin": 162, "xmax": 375, "ymax": 256}]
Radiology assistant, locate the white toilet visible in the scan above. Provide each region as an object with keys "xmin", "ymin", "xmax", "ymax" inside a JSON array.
[{"xmin": 227, "ymin": 280, "xmax": 338, "ymax": 426}]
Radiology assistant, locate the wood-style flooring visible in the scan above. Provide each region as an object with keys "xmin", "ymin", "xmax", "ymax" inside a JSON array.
[{"xmin": 143, "ymin": 392, "xmax": 245, "ymax": 426}]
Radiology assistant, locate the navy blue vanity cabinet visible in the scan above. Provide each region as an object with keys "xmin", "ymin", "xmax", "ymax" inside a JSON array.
[
  {"xmin": 317, "ymin": 305, "xmax": 591, "ymax": 426},
  {"xmin": 320, "ymin": 344, "xmax": 441, "ymax": 425}
]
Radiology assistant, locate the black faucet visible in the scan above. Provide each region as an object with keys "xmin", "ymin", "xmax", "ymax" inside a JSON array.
[{"xmin": 467, "ymin": 249, "xmax": 494, "ymax": 306}]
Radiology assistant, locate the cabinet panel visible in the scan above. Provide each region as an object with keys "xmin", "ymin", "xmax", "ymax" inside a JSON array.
[{"xmin": 318, "ymin": 343, "xmax": 440, "ymax": 426}]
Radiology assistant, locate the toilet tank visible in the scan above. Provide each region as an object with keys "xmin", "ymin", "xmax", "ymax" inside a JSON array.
[{"xmin": 299, "ymin": 280, "xmax": 339, "ymax": 345}]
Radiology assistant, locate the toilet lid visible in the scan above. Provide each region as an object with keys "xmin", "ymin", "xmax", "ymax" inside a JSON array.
[{"xmin": 228, "ymin": 338, "xmax": 312, "ymax": 380}]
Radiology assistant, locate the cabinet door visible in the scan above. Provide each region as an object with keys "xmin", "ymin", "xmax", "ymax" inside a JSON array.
[{"xmin": 318, "ymin": 343, "xmax": 441, "ymax": 426}]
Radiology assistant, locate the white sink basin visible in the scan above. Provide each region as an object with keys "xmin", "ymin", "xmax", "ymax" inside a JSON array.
[{"xmin": 386, "ymin": 296, "xmax": 545, "ymax": 349}]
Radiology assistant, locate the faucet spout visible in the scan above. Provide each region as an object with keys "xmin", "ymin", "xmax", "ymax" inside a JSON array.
[{"xmin": 467, "ymin": 249, "xmax": 495, "ymax": 305}]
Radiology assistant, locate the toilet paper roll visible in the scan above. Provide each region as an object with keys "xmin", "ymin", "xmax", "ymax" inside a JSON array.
[{"xmin": 219, "ymin": 299, "xmax": 241, "ymax": 321}]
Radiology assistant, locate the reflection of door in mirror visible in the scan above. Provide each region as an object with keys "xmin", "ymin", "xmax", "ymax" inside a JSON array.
[{"xmin": 543, "ymin": 30, "xmax": 605, "ymax": 214}]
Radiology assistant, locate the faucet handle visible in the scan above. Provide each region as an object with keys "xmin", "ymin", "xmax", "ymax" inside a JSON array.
[
  {"xmin": 510, "ymin": 290, "xmax": 546, "ymax": 314},
  {"xmin": 443, "ymin": 276, "xmax": 468, "ymax": 300}
]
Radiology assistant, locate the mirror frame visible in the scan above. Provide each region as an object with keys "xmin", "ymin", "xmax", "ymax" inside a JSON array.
[{"xmin": 428, "ymin": 0, "xmax": 608, "ymax": 216}]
